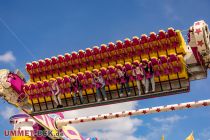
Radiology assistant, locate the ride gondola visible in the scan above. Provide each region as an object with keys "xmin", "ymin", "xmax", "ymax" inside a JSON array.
[{"xmin": 22, "ymin": 28, "xmax": 190, "ymax": 115}]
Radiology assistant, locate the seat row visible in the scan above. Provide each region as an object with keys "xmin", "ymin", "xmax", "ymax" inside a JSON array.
[
  {"xmin": 24, "ymin": 54, "xmax": 188, "ymax": 104},
  {"xmin": 26, "ymin": 29, "xmax": 186, "ymax": 82}
]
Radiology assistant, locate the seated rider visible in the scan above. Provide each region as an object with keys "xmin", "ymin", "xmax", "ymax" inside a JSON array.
[
  {"xmin": 70, "ymin": 75, "xmax": 84, "ymax": 104},
  {"xmin": 142, "ymin": 61, "xmax": 155, "ymax": 93},
  {"xmin": 132, "ymin": 63, "xmax": 144, "ymax": 95},
  {"xmin": 49, "ymin": 79, "xmax": 63, "ymax": 108},
  {"xmin": 116, "ymin": 66, "xmax": 131, "ymax": 97},
  {"xmin": 92, "ymin": 70, "xmax": 107, "ymax": 102}
]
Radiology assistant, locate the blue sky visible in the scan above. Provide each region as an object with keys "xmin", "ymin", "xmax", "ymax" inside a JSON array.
[{"xmin": 0, "ymin": 0, "xmax": 210, "ymax": 139}]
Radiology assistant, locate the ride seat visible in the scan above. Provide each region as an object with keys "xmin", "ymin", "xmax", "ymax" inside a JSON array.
[
  {"xmin": 63, "ymin": 75, "xmax": 71, "ymax": 93},
  {"xmin": 85, "ymin": 48, "xmax": 94, "ymax": 71},
  {"xmin": 71, "ymin": 52, "xmax": 80, "ymax": 73},
  {"xmin": 51, "ymin": 56, "xmax": 59, "ymax": 70},
  {"xmin": 31, "ymin": 61, "xmax": 40, "ymax": 82},
  {"xmin": 115, "ymin": 40, "xmax": 125, "ymax": 64},
  {"xmin": 140, "ymin": 34, "xmax": 150, "ymax": 59},
  {"xmin": 132, "ymin": 36, "xmax": 142, "ymax": 61},
  {"xmin": 35, "ymin": 82, "xmax": 44, "ymax": 100},
  {"xmin": 29, "ymin": 84, "xmax": 35, "ymax": 98},
  {"xmin": 167, "ymin": 54, "xmax": 183, "ymax": 80},
  {"xmin": 108, "ymin": 42, "xmax": 117, "ymax": 66},
  {"xmin": 42, "ymin": 80, "xmax": 52, "ymax": 99},
  {"xmin": 40, "ymin": 81, "xmax": 52, "ymax": 102},
  {"xmin": 26, "ymin": 63, "xmax": 34, "ymax": 82},
  {"xmin": 168, "ymin": 54, "xmax": 181, "ymax": 72},
  {"xmin": 38, "ymin": 60, "xmax": 47, "ymax": 81},
  {"xmin": 26, "ymin": 63, "xmax": 33, "ymax": 75},
  {"xmin": 92, "ymin": 46, "xmax": 102, "ymax": 69},
  {"xmin": 29, "ymin": 83, "xmax": 39, "ymax": 103},
  {"xmin": 78, "ymin": 50, "xmax": 87, "ymax": 72},
  {"xmin": 168, "ymin": 28, "xmax": 179, "ymax": 48},
  {"xmin": 158, "ymin": 30, "xmax": 169, "ymax": 56},
  {"xmin": 50, "ymin": 57, "xmax": 59, "ymax": 78},
  {"xmin": 36, "ymin": 81, "xmax": 47, "ymax": 103},
  {"xmin": 99, "ymin": 67, "xmax": 109, "ymax": 86},
  {"xmin": 168, "ymin": 28, "xmax": 186, "ymax": 55},
  {"xmin": 123, "ymin": 38, "xmax": 133, "ymax": 63},
  {"xmin": 159, "ymin": 55, "xmax": 171, "ymax": 75},
  {"xmin": 44, "ymin": 58, "xmax": 53, "ymax": 79},
  {"xmin": 100, "ymin": 44, "xmax": 109, "ymax": 67},
  {"xmin": 64, "ymin": 53, "xmax": 73, "ymax": 75},
  {"xmin": 57, "ymin": 55, "xmax": 66, "ymax": 76},
  {"xmin": 149, "ymin": 32, "xmax": 159, "ymax": 57},
  {"xmin": 115, "ymin": 64, "xmax": 126, "ymax": 84},
  {"xmin": 115, "ymin": 40, "xmax": 124, "ymax": 58},
  {"xmin": 142, "ymin": 59, "xmax": 153, "ymax": 79},
  {"xmin": 51, "ymin": 56, "xmax": 60, "ymax": 78},
  {"xmin": 107, "ymin": 66, "xmax": 117, "ymax": 86},
  {"xmin": 56, "ymin": 77, "xmax": 64, "ymax": 94},
  {"xmin": 177, "ymin": 55, "xmax": 188, "ymax": 79},
  {"xmin": 125, "ymin": 62, "xmax": 135, "ymax": 82},
  {"xmin": 84, "ymin": 71, "xmax": 94, "ymax": 89},
  {"xmin": 77, "ymin": 72, "xmax": 87, "ymax": 90},
  {"xmin": 151, "ymin": 57, "xmax": 161, "ymax": 77},
  {"xmin": 125, "ymin": 38, "xmax": 135, "ymax": 60},
  {"xmin": 159, "ymin": 55, "xmax": 172, "ymax": 81}
]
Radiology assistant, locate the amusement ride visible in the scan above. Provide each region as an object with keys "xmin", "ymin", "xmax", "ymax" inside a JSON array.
[{"xmin": 0, "ymin": 20, "xmax": 210, "ymax": 140}]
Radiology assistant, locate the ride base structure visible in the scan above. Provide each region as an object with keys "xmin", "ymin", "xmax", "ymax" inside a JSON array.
[{"xmin": 0, "ymin": 20, "xmax": 210, "ymax": 140}]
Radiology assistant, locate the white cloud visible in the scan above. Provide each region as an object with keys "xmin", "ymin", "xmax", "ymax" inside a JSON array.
[
  {"xmin": 138, "ymin": 123, "xmax": 172, "ymax": 140},
  {"xmin": 85, "ymin": 117, "xmax": 142, "ymax": 140},
  {"xmin": 63, "ymin": 101, "xmax": 143, "ymax": 140},
  {"xmin": 0, "ymin": 106, "xmax": 17, "ymax": 119},
  {"xmin": 153, "ymin": 114, "xmax": 187, "ymax": 124},
  {"xmin": 0, "ymin": 51, "xmax": 16, "ymax": 63},
  {"xmin": 89, "ymin": 129, "xmax": 140, "ymax": 140},
  {"xmin": 199, "ymin": 127, "xmax": 210, "ymax": 140},
  {"xmin": 138, "ymin": 115, "xmax": 187, "ymax": 140}
]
